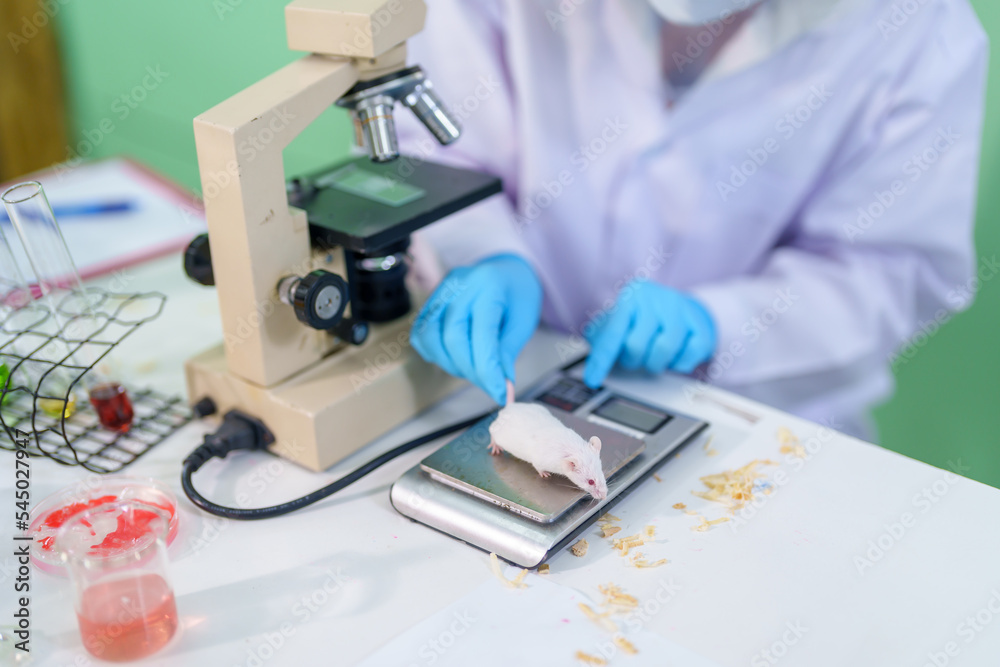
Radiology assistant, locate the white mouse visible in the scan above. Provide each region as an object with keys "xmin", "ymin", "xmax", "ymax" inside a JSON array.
[{"xmin": 488, "ymin": 381, "xmax": 608, "ymax": 500}]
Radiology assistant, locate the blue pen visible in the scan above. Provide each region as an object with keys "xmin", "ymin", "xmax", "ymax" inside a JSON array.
[{"xmin": 0, "ymin": 200, "xmax": 135, "ymax": 222}]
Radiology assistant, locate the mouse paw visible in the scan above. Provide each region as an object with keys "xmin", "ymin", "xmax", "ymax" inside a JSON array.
[
  {"xmin": 538, "ymin": 471, "xmax": 551, "ymax": 478},
  {"xmin": 487, "ymin": 442, "xmax": 502, "ymax": 456}
]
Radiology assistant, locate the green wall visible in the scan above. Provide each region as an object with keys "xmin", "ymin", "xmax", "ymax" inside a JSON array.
[
  {"xmin": 874, "ymin": 2, "xmax": 1000, "ymax": 489},
  {"xmin": 53, "ymin": 0, "xmax": 354, "ymax": 191},
  {"xmin": 52, "ymin": 2, "xmax": 999, "ymax": 486}
]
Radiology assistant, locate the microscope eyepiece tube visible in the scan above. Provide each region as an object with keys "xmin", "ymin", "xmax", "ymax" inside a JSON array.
[{"xmin": 403, "ymin": 81, "xmax": 462, "ymax": 146}]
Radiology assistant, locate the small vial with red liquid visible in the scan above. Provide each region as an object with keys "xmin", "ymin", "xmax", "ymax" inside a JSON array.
[
  {"xmin": 88, "ymin": 382, "xmax": 134, "ymax": 432},
  {"xmin": 57, "ymin": 501, "xmax": 178, "ymax": 661}
]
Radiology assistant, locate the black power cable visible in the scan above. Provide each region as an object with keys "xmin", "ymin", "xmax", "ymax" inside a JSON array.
[{"xmin": 181, "ymin": 409, "xmax": 490, "ymax": 520}]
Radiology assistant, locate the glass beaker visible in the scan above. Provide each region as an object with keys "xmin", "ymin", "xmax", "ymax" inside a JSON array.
[{"xmin": 57, "ymin": 501, "xmax": 179, "ymax": 662}]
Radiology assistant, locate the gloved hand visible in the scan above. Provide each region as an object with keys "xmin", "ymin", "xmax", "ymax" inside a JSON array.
[
  {"xmin": 411, "ymin": 254, "xmax": 543, "ymax": 405},
  {"xmin": 583, "ymin": 281, "xmax": 716, "ymax": 389}
]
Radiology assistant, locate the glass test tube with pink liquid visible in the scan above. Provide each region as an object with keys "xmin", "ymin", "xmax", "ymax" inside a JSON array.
[{"xmin": 57, "ymin": 501, "xmax": 179, "ymax": 661}]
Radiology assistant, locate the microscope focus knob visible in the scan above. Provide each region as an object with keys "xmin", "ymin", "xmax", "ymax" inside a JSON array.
[
  {"xmin": 332, "ymin": 318, "xmax": 369, "ymax": 346},
  {"xmin": 288, "ymin": 270, "xmax": 349, "ymax": 330},
  {"xmin": 183, "ymin": 234, "xmax": 214, "ymax": 286}
]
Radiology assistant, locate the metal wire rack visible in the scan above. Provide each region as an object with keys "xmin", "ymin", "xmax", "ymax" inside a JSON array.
[{"xmin": 0, "ymin": 288, "xmax": 192, "ymax": 473}]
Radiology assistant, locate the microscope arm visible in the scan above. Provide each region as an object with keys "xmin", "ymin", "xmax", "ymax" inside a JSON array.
[{"xmin": 193, "ymin": 55, "xmax": 359, "ymax": 387}]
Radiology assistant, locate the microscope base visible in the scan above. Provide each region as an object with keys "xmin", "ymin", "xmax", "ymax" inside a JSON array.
[{"xmin": 184, "ymin": 316, "xmax": 465, "ymax": 471}]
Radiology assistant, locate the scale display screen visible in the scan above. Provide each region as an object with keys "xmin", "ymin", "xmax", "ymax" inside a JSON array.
[{"xmin": 593, "ymin": 397, "xmax": 671, "ymax": 434}]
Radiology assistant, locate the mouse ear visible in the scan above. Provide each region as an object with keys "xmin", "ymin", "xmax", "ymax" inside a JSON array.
[
  {"xmin": 589, "ymin": 436, "xmax": 602, "ymax": 453},
  {"xmin": 564, "ymin": 457, "xmax": 578, "ymax": 472}
]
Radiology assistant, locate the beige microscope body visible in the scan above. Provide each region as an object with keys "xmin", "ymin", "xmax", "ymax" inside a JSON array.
[{"xmin": 184, "ymin": 0, "xmax": 467, "ymax": 471}]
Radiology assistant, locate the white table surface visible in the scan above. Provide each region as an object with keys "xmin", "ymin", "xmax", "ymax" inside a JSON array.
[{"xmin": 4, "ymin": 254, "xmax": 1000, "ymax": 667}]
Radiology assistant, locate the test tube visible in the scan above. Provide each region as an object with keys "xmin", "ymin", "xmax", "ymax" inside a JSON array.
[
  {"xmin": 2, "ymin": 182, "xmax": 132, "ymax": 429},
  {"xmin": 57, "ymin": 501, "xmax": 179, "ymax": 661},
  {"xmin": 0, "ymin": 216, "xmax": 63, "ymax": 412},
  {"xmin": 0, "ymin": 222, "xmax": 19, "ymax": 406}
]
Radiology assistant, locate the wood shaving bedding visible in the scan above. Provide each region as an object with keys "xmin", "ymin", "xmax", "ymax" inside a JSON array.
[
  {"xmin": 778, "ymin": 426, "xmax": 806, "ymax": 458},
  {"xmin": 611, "ymin": 533, "xmax": 645, "ymax": 556},
  {"xmin": 691, "ymin": 515, "xmax": 731, "ymax": 532},
  {"xmin": 692, "ymin": 459, "xmax": 777, "ymax": 511},
  {"xmin": 573, "ymin": 583, "xmax": 645, "ymax": 659},
  {"xmin": 578, "ymin": 603, "xmax": 618, "ymax": 633},
  {"xmin": 614, "ymin": 636, "xmax": 639, "ymax": 654},
  {"xmin": 489, "ymin": 552, "xmax": 528, "ymax": 588}
]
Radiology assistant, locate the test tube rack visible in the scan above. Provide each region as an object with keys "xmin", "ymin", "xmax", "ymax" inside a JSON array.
[{"xmin": 0, "ymin": 288, "xmax": 191, "ymax": 473}]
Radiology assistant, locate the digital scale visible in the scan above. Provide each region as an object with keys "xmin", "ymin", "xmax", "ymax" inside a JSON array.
[{"xmin": 391, "ymin": 361, "xmax": 708, "ymax": 568}]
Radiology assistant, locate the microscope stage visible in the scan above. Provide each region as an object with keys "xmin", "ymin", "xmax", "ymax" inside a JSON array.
[{"xmin": 291, "ymin": 156, "xmax": 503, "ymax": 255}]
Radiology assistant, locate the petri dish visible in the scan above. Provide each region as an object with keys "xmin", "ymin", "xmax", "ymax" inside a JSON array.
[{"xmin": 28, "ymin": 476, "xmax": 178, "ymax": 575}]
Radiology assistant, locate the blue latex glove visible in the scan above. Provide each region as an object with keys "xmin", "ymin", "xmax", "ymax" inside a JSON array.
[
  {"xmin": 411, "ymin": 254, "xmax": 543, "ymax": 404},
  {"xmin": 583, "ymin": 281, "xmax": 717, "ymax": 389}
]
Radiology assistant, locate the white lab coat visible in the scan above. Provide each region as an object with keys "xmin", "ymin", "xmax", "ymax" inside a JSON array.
[{"xmin": 399, "ymin": 0, "xmax": 987, "ymax": 440}]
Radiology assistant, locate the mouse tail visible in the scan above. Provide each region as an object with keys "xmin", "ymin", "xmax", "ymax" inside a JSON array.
[{"xmin": 505, "ymin": 379, "xmax": 516, "ymax": 406}]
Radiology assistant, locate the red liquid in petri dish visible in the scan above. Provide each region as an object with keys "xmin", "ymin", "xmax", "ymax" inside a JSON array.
[
  {"xmin": 89, "ymin": 383, "xmax": 134, "ymax": 432},
  {"xmin": 77, "ymin": 573, "xmax": 178, "ymax": 662}
]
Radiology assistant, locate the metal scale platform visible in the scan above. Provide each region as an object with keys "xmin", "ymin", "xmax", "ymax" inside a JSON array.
[{"xmin": 391, "ymin": 361, "xmax": 708, "ymax": 568}]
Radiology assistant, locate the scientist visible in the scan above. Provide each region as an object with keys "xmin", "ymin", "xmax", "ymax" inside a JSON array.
[{"xmin": 402, "ymin": 0, "xmax": 986, "ymax": 440}]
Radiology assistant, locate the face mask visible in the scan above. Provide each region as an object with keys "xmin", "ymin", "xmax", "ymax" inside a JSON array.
[{"xmin": 647, "ymin": 0, "xmax": 764, "ymax": 25}]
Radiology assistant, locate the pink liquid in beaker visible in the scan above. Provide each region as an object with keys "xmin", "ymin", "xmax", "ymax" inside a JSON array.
[{"xmin": 76, "ymin": 573, "xmax": 178, "ymax": 662}]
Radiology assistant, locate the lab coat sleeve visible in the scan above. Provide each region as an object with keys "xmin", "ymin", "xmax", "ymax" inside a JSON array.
[
  {"xmin": 395, "ymin": 0, "xmax": 533, "ymax": 274},
  {"xmin": 690, "ymin": 21, "xmax": 987, "ymax": 390}
]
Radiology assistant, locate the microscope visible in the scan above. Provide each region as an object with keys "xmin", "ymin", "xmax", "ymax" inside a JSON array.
[{"xmin": 183, "ymin": 0, "xmax": 501, "ymax": 471}]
